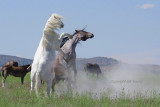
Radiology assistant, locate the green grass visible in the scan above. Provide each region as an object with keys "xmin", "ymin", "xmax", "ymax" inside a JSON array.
[{"xmin": 0, "ymin": 73, "xmax": 160, "ymax": 107}]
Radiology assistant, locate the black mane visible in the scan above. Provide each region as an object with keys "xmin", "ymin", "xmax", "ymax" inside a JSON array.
[
  {"xmin": 60, "ymin": 29, "xmax": 87, "ymax": 48},
  {"xmin": 60, "ymin": 31, "xmax": 77, "ymax": 48},
  {"xmin": 60, "ymin": 37, "xmax": 69, "ymax": 48}
]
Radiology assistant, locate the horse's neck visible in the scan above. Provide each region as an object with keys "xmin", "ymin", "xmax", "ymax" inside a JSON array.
[
  {"xmin": 63, "ymin": 35, "xmax": 79, "ymax": 51},
  {"xmin": 42, "ymin": 31, "xmax": 59, "ymax": 49}
]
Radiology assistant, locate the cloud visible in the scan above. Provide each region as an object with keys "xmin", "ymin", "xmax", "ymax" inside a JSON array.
[{"xmin": 140, "ymin": 4, "xmax": 155, "ymax": 9}]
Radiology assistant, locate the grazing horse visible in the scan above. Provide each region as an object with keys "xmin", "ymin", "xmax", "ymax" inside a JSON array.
[
  {"xmin": 0, "ymin": 61, "xmax": 18, "ymax": 79},
  {"xmin": 52, "ymin": 30, "xmax": 94, "ymax": 91},
  {"xmin": 2, "ymin": 64, "xmax": 31, "ymax": 87},
  {"xmin": 30, "ymin": 13, "xmax": 72, "ymax": 96},
  {"xmin": 84, "ymin": 63, "xmax": 102, "ymax": 77}
]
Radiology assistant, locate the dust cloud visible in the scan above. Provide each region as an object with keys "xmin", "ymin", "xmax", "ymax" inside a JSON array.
[{"xmin": 55, "ymin": 64, "xmax": 160, "ymax": 99}]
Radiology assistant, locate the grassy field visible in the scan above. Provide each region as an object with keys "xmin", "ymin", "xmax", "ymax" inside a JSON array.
[{"xmin": 0, "ymin": 72, "xmax": 160, "ymax": 107}]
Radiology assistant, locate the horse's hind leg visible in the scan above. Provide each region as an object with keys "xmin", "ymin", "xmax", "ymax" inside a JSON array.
[
  {"xmin": 41, "ymin": 80, "xmax": 44, "ymax": 85},
  {"xmin": 46, "ymin": 81, "xmax": 52, "ymax": 97},
  {"xmin": 30, "ymin": 72, "xmax": 36, "ymax": 93},
  {"xmin": 21, "ymin": 76, "xmax": 24, "ymax": 85},
  {"xmin": 30, "ymin": 80, "xmax": 35, "ymax": 93},
  {"xmin": 2, "ymin": 77, "xmax": 6, "ymax": 87},
  {"xmin": 66, "ymin": 70, "xmax": 72, "ymax": 91},
  {"xmin": 52, "ymin": 78, "xmax": 56, "ymax": 93},
  {"xmin": 35, "ymin": 72, "xmax": 41, "ymax": 97},
  {"xmin": 70, "ymin": 63, "xmax": 77, "ymax": 82},
  {"xmin": 73, "ymin": 64, "xmax": 77, "ymax": 84}
]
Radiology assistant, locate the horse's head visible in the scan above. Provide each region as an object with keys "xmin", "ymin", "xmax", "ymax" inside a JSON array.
[
  {"xmin": 75, "ymin": 30, "xmax": 94, "ymax": 41},
  {"xmin": 45, "ymin": 14, "xmax": 64, "ymax": 31},
  {"xmin": 53, "ymin": 14, "xmax": 64, "ymax": 28}
]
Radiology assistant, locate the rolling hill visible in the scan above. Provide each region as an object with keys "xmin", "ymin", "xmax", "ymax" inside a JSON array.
[{"xmin": 0, "ymin": 55, "xmax": 160, "ymax": 73}]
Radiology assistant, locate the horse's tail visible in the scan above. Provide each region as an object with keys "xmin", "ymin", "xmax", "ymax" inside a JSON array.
[{"xmin": 35, "ymin": 72, "xmax": 41, "ymax": 96}]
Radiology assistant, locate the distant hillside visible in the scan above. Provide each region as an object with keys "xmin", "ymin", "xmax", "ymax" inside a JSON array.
[
  {"xmin": 0, "ymin": 55, "xmax": 118, "ymax": 71},
  {"xmin": 0, "ymin": 55, "xmax": 32, "ymax": 67},
  {"xmin": 76, "ymin": 57, "xmax": 119, "ymax": 71},
  {"xmin": 0, "ymin": 55, "xmax": 159, "ymax": 73}
]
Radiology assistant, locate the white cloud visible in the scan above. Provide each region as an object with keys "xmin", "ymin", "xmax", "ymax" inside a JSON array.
[{"xmin": 140, "ymin": 4, "xmax": 155, "ymax": 9}]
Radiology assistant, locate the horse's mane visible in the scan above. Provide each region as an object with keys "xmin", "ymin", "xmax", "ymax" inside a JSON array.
[
  {"xmin": 42, "ymin": 14, "xmax": 63, "ymax": 49},
  {"xmin": 60, "ymin": 37, "xmax": 69, "ymax": 48},
  {"xmin": 60, "ymin": 31, "xmax": 77, "ymax": 48}
]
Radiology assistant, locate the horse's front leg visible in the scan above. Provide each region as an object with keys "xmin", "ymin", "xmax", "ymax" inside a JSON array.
[
  {"xmin": 21, "ymin": 76, "xmax": 24, "ymax": 85},
  {"xmin": 52, "ymin": 78, "xmax": 56, "ymax": 93},
  {"xmin": 2, "ymin": 72, "xmax": 8, "ymax": 87}
]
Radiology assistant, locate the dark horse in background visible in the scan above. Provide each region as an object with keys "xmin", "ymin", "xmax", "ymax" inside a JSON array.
[
  {"xmin": 2, "ymin": 61, "xmax": 31, "ymax": 87},
  {"xmin": 0, "ymin": 61, "xmax": 18, "ymax": 78},
  {"xmin": 84, "ymin": 63, "xmax": 102, "ymax": 77}
]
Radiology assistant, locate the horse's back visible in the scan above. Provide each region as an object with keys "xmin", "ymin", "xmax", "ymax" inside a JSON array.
[{"xmin": 84, "ymin": 63, "xmax": 101, "ymax": 74}]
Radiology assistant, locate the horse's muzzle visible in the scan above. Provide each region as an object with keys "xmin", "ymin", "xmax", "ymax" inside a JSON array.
[
  {"xmin": 88, "ymin": 34, "xmax": 94, "ymax": 38},
  {"xmin": 60, "ymin": 24, "xmax": 64, "ymax": 28}
]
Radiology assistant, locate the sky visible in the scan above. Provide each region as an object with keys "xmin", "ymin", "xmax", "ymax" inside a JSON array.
[{"xmin": 0, "ymin": 0, "xmax": 160, "ymax": 65}]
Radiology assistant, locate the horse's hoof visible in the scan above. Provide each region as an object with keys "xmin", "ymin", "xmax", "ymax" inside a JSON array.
[{"xmin": 2, "ymin": 84, "xmax": 5, "ymax": 87}]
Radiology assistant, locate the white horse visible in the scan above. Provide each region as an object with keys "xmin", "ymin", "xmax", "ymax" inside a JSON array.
[{"xmin": 30, "ymin": 13, "xmax": 72, "ymax": 96}]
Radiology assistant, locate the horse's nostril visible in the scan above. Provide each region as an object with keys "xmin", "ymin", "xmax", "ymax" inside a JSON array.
[
  {"xmin": 88, "ymin": 34, "xmax": 94, "ymax": 38},
  {"xmin": 90, "ymin": 35, "xmax": 94, "ymax": 38}
]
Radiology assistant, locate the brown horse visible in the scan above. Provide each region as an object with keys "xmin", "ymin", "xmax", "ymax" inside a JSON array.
[
  {"xmin": 51, "ymin": 30, "xmax": 94, "ymax": 91},
  {"xmin": 84, "ymin": 63, "xmax": 102, "ymax": 77},
  {"xmin": 0, "ymin": 61, "xmax": 18, "ymax": 78},
  {"xmin": 2, "ymin": 64, "xmax": 31, "ymax": 87}
]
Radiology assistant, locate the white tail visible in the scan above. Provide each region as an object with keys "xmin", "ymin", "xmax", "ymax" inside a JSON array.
[{"xmin": 35, "ymin": 72, "xmax": 41, "ymax": 96}]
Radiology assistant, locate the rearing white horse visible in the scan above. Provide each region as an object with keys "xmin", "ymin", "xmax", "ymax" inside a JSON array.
[{"xmin": 30, "ymin": 13, "xmax": 71, "ymax": 96}]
